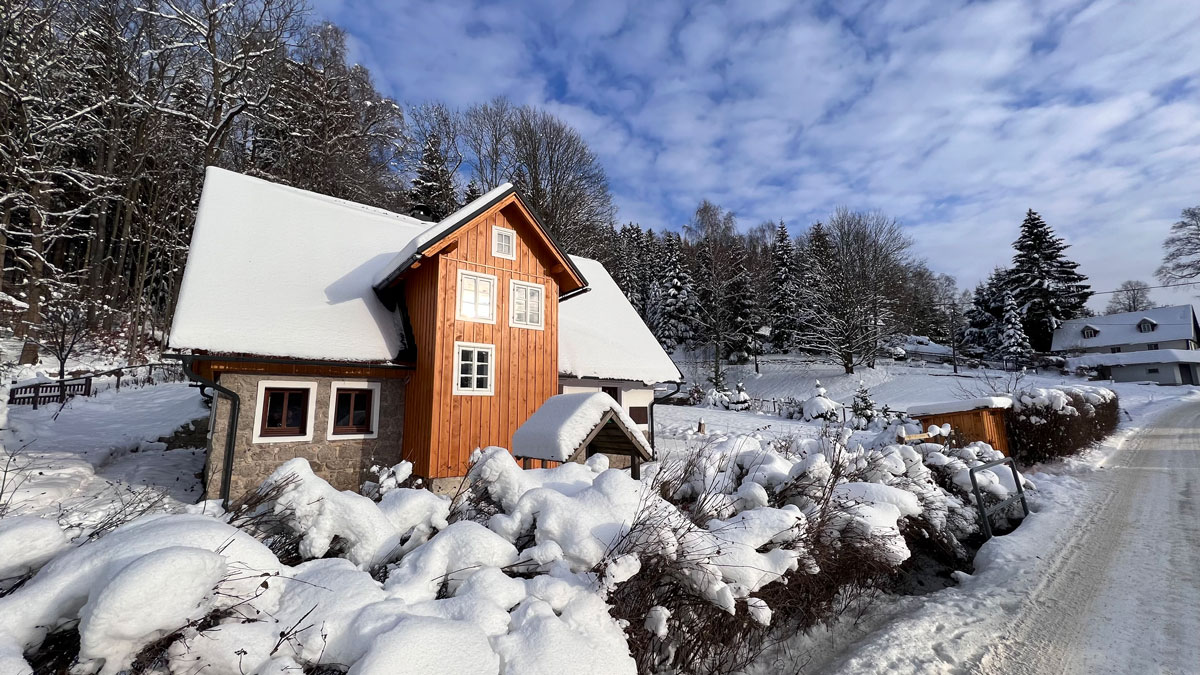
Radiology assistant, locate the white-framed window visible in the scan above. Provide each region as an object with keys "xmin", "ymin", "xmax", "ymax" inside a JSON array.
[
  {"xmin": 1082, "ymin": 327, "xmax": 1098, "ymax": 339},
  {"xmin": 1138, "ymin": 320, "xmax": 1157, "ymax": 333},
  {"xmin": 456, "ymin": 269, "xmax": 497, "ymax": 323},
  {"xmin": 327, "ymin": 381, "xmax": 382, "ymax": 440},
  {"xmin": 252, "ymin": 380, "xmax": 317, "ymax": 443},
  {"xmin": 493, "ymin": 225, "xmax": 516, "ymax": 260},
  {"xmin": 510, "ymin": 280, "xmax": 545, "ymax": 329},
  {"xmin": 454, "ymin": 342, "xmax": 495, "ymax": 395}
]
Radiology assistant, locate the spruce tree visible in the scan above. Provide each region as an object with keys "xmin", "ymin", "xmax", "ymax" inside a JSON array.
[
  {"xmin": 768, "ymin": 221, "xmax": 800, "ymax": 352},
  {"xmin": 1009, "ymin": 209, "xmax": 1091, "ymax": 351},
  {"xmin": 614, "ymin": 223, "xmax": 644, "ymax": 315},
  {"xmin": 657, "ymin": 233, "xmax": 697, "ymax": 352},
  {"xmin": 725, "ymin": 242, "xmax": 762, "ymax": 364},
  {"xmin": 963, "ymin": 268, "xmax": 1010, "ymax": 356},
  {"xmin": 410, "ymin": 135, "xmax": 459, "ymax": 221},
  {"xmin": 795, "ymin": 221, "xmax": 833, "ymax": 350},
  {"xmin": 462, "ymin": 178, "xmax": 483, "ymax": 204},
  {"xmin": 1000, "ymin": 291, "xmax": 1033, "ymax": 364}
]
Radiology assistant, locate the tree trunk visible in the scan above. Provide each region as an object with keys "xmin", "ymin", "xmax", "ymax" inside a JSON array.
[{"xmin": 19, "ymin": 186, "xmax": 45, "ymax": 338}]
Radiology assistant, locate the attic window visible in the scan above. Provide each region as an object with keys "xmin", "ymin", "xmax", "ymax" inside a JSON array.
[
  {"xmin": 510, "ymin": 280, "xmax": 545, "ymax": 329},
  {"xmin": 1137, "ymin": 320, "xmax": 1157, "ymax": 333},
  {"xmin": 1082, "ymin": 327, "xmax": 1099, "ymax": 339},
  {"xmin": 493, "ymin": 226, "xmax": 516, "ymax": 260}
]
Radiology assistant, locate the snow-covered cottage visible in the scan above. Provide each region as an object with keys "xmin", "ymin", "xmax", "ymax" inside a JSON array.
[
  {"xmin": 1053, "ymin": 305, "xmax": 1200, "ymax": 385},
  {"xmin": 168, "ymin": 168, "xmax": 681, "ymax": 502},
  {"xmin": 1051, "ymin": 305, "xmax": 1200, "ymax": 355}
]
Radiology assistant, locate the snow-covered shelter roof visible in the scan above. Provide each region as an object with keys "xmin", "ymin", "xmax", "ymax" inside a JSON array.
[
  {"xmin": 170, "ymin": 167, "xmax": 427, "ymax": 362},
  {"xmin": 1066, "ymin": 349, "xmax": 1200, "ymax": 369},
  {"xmin": 907, "ymin": 396, "xmax": 1013, "ymax": 417},
  {"xmin": 1051, "ymin": 305, "xmax": 1198, "ymax": 352},
  {"xmin": 559, "ymin": 257, "xmax": 684, "ymax": 385},
  {"xmin": 512, "ymin": 392, "xmax": 652, "ymax": 462}
]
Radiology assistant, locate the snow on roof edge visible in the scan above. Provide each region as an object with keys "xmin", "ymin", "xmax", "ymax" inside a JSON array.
[
  {"xmin": 512, "ymin": 392, "xmax": 652, "ymax": 462},
  {"xmin": 907, "ymin": 396, "xmax": 1013, "ymax": 417}
]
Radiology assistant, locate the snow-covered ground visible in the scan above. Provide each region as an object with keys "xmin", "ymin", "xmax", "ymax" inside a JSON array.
[{"xmin": 2, "ymin": 383, "xmax": 209, "ymax": 531}]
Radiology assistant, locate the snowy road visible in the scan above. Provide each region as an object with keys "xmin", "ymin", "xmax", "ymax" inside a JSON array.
[{"xmin": 977, "ymin": 401, "xmax": 1200, "ymax": 674}]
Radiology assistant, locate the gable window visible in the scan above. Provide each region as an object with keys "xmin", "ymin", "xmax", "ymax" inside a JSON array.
[
  {"xmin": 1081, "ymin": 327, "xmax": 1099, "ymax": 339},
  {"xmin": 493, "ymin": 226, "xmax": 516, "ymax": 260},
  {"xmin": 1138, "ymin": 320, "xmax": 1157, "ymax": 333},
  {"xmin": 253, "ymin": 380, "xmax": 317, "ymax": 443},
  {"xmin": 328, "ymin": 381, "xmax": 381, "ymax": 439},
  {"xmin": 457, "ymin": 269, "xmax": 497, "ymax": 323},
  {"xmin": 454, "ymin": 342, "xmax": 495, "ymax": 395},
  {"xmin": 510, "ymin": 280, "xmax": 545, "ymax": 329}
]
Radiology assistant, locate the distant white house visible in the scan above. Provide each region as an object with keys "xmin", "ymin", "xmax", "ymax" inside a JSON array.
[
  {"xmin": 1053, "ymin": 305, "xmax": 1200, "ymax": 385},
  {"xmin": 1051, "ymin": 305, "xmax": 1199, "ymax": 354}
]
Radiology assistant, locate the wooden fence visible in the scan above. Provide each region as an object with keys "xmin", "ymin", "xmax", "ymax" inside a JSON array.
[{"xmin": 7, "ymin": 362, "xmax": 185, "ymax": 409}]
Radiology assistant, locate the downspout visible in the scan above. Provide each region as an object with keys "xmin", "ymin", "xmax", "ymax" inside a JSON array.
[
  {"xmin": 648, "ymin": 381, "xmax": 682, "ymax": 454},
  {"xmin": 169, "ymin": 354, "xmax": 240, "ymax": 510}
]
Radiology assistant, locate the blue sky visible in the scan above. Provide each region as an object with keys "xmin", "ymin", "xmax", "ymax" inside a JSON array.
[{"xmin": 313, "ymin": 0, "xmax": 1200, "ymax": 306}]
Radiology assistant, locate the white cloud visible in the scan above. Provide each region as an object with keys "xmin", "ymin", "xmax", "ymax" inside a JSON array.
[{"xmin": 315, "ymin": 0, "xmax": 1200, "ymax": 304}]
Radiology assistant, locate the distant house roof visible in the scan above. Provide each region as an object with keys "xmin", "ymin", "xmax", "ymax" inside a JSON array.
[
  {"xmin": 1067, "ymin": 349, "xmax": 1200, "ymax": 368},
  {"xmin": 558, "ymin": 257, "xmax": 683, "ymax": 385},
  {"xmin": 1051, "ymin": 305, "xmax": 1199, "ymax": 352}
]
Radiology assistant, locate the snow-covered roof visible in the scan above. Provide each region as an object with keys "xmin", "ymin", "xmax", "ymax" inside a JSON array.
[
  {"xmin": 1066, "ymin": 349, "xmax": 1200, "ymax": 368},
  {"xmin": 907, "ymin": 396, "xmax": 1013, "ymax": 417},
  {"xmin": 511, "ymin": 392, "xmax": 651, "ymax": 462},
  {"xmin": 1051, "ymin": 305, "xmax": 1198, "ymax": 352},
  {"xmin": 558, "ymin": 257, "xmax": 683, "ymax": 385},
  {"xmin": 170, "ymin": 167, "xmax": 428, "ymax": 361},
  {"xmin": 372, "ymin": 183, "xmax": 515, "ymax": 288}
]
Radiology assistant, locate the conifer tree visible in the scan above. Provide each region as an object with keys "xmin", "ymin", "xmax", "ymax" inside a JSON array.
[
  {"xmin": 1000, "ymin": 291, "xmax": 1033, "ymax": 364},
  {"xmin": 409, "ymin": 134, "xmax": 459, "ymax": 221},
  {"xmin": 462, "ymin": 178, "xmax": 483, "ymax": 204},
  {"xmin": 614, "ymin": 223, "xmax": 644, "ymax": 314},
  {"xmin": 725, "ymin": 244, "xmax": 762, "ymax": 364},
  {"xmin": 1009, "ymin": 209, "xmax": 1091, "ymax": 351},
  {"xmin": 657, "ymin": 233, "xmax": 697, "ymax": 352},
  {"xmin": 963, "ymin": 268, "xmax": 1010, "ymax": 356},
  {"xmin": 768, "ymin": 220, "xmax": 800, "ymax": 352}
]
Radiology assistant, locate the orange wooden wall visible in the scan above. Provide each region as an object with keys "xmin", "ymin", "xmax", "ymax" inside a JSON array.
[
  {"xmin": 401, "ymin": 201, "xmax": 562, "ymax": 477},
  {"xmin": 914, "ymin": 408, "xmax": 1010, "ymax": 455}
]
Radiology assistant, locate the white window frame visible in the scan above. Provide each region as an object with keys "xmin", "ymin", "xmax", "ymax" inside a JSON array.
[
  {"xmin": 455, "ymin": 269, "xmax": 498, "ymax": 324},
  {"xmin": 1138, "ymin": 321, "xmax": 1156, "ymax": 333},
  {"xmin": 509, "ymin": 280, "xmax": 546, "ymax": 330},
  {"xmin": 252, "ymin": 380, "xmax": 317, "ymax": 444},
  {"xmin": 1082, "ymin": 328, "xmax": 1098, "ymax": 339},
  {"xmin": 327, "ymin": 381, "xmax": 382, "ymax": 440},
  {"xmin": 453, "ymin": 341, "xmax": 496, "ymax": 396},
  {"xmin": 492, "ymin": 225, "xmax": 517, "ymax": 260}
]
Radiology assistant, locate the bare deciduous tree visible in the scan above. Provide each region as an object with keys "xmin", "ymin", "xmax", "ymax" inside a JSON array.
[
  {"xmin": 1104, "ymin": 280, "xmax": 1155, "ymax": 315},
  {"xmin": 1158, "ymin": 206, "xmax": 1200, "ymax": 284}
]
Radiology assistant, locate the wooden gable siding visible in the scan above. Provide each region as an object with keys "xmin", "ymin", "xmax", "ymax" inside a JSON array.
[{"xmin": 401, "ymin": 202, "xmax": 561, "ymax": 478}]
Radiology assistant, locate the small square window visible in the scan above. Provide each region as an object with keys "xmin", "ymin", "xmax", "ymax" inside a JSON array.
[
  {"xmin": 1148, "ymin": 368, "xmax": 1160, "ymax": 374},
  {"xmin": 261, "ymin": 388, "xmax": 309, "ymax": 437},
  {"xmin": 493, "ymin": 226, "xmax": 516, "ymax": 260},
  {"xmin": 1148, "ymin": 343, "xmax": 1159, "ymax": 350},
  {"xmin": 457, "ymin": 269, "xmax": 497, "ymax": 323},
  {"xmin": 629, "ymin": 406, "xmax": 649, "ymax": 425},
  {"xmin": 510, "ymin": 280, "xmax": 545, "ymax": 329},
  {"xmin": 1111, "ymin": 347, "xmax": 1122, "ymax": 354},
  {"xmin": 332, "ymin": 388, "xmax": 373, "ymax": 435},
  {"xmin": 454, "ymin": 342, "xmax": 495, "ymax": 395}
]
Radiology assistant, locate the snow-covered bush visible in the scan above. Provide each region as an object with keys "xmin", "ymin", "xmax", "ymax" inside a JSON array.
[
  {"xmin": 1006, "ymin": 385, "xmax": 1119, "ymax": 463},
  {"xmin": 800, "ymin": 380, "xmax": 842, "ymax": 422},
  {"xmin": 727, "ymin": 382, "xmax": 751, "ymax": 411},
  {"xmin": 0, "ymin": 421, "xmax": 1024, "ymax": 675}
]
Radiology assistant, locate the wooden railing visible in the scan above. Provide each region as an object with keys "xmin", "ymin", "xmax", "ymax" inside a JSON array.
[{"xmin": 7, "ymin": 362, "xmax": 185, "ymax": 409}]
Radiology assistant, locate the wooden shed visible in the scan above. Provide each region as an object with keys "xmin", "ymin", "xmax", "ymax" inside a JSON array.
[
  {"xmin": 906, "ymin": 396, "xmax": 1012, "ymax": 455},
  {"xmin": 511, "ymin": 392, "xmax": 653, "ymax": 477}
]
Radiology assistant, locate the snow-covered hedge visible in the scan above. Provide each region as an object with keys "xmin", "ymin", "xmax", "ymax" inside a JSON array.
[
  {"xmin": 0, "ymin": 429, "xmax": 1030, "ymax": 675},
  {"xmin": 1006, "ymin": 385, "xmax": 1119, "ymax": 463}
]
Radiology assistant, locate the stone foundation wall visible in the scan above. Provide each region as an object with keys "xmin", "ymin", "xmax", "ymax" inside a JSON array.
[{"xmin": 206, "ymin": 373, "xmax": 406, "ymax": 500}]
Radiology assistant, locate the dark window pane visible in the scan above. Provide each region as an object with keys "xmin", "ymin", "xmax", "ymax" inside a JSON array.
[
  {"xmin": 460, "ymin": 376, "xmax": 472, "ymax": 389},
  {"xmin": 461, "ymin": 349, "xmax": 472, "ymax": 363},
  {"xmin": 352, "ymin": 409, "xmax": 367, "ymax": 426},
  {"xmin": 266, "ymin": 391, "xmax": 285, "ymax": 427},
  {"xmin": 476, "ymin": 377, "xmax": 488, "ymax": 389},
  {"xmin": 334, "ymin": 392, "xmax": 352, "ymax": 427},
  {"xmin": 476, "ymin": 363, "xmax": 488, "ymax": 377},
  {"xmin": 460, "ymin": 362, "xmax": 472, "ymax": 375},
  {"xmin": 477, "ymin": 350, "xmax": 488, "ymax": 364},
  {"xmin": 285, "ymin": 392, "xmax": 306, "ymax": 429}
]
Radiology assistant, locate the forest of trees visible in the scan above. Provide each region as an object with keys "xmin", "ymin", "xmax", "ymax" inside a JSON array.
[{"xmin": 2, "ymin": 0, "xmax": 1099, "ymax": 380}]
